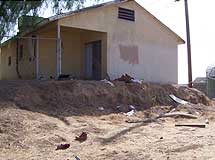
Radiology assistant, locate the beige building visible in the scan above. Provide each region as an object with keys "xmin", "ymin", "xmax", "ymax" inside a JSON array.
[{"xmin": 0, "ymin": 0, "xmax": 184, "ymax": 83}]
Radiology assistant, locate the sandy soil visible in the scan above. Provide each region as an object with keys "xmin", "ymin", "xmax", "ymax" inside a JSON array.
[
  {"xmin": 0, "ymin": 80, "xmax": 214, "ymax": 160},
  {"xmin": 1, "ymin": 107, "xmax": 215, "ymax": 160}
]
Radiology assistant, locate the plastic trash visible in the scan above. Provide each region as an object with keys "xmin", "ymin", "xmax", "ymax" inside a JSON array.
[
  {"xmin": 101, "ymin": 79, "xmax": 115, "ymax": 87},
  {"xmin": 169, "ymin": 94, "xmax": 189, "ymax": 105},
  {"xmin": 124, "ymin": 110, "xmax": 135, "ymax": 116}
]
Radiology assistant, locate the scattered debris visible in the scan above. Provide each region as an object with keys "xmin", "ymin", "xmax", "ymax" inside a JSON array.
[
  {"xmin": 160, "ymin": 137, "xmax": 163, "ymax": 140},
  {"xmin": 116, "ymin": 105, "xmax": 136, "ymax": 113},
  {"xmin": 58, "ymin": 74, "xmax": 71, "ymax": 81},
  {"xmin": 75, "ymin": 132, "xmax": 88, "ymax": 143},
  {"xmin": 115, "ymin": 74, "xmax": 134, "ymax": 83},
  {"xmin": 116, "ymin": 105, "xmax": 121, "ymax": 111},
  {"xmin": 117, "ymin": 105, "xmax": 137, "ymax": 116},
  {"xmin": 129, "ymin": 105, "xmax": 136, "ymax": 111},
  {"xmin": 131, "ymin": 79, "xmax": 143, "ymax": 84},
  {"xmin": 126, "ymin": 118, "xmax": 158, "ymax": 123},
  {"xmin": 175, "ymin": 123, "xmax": 206, "ymax": 128},
  {"xmin": 39, "ymin": 76, "xmax": 47, "ymax": 80},
  {"xmin": 56, "ymin": 143, "xmax": 70, "ymax": 150},
  {"xmin": 114, "ymin": 74, "xmax": 143, "ymax": 84},
  {"xmin": 205, "ymin": 119, "xmax": 209, "ymax": 124},
  {"xmin": 75, "ymin": 156, "xmax": 81, "ymax": 160},
  {"xmin": 126, "ymin": 112, "xmax": 197, "ymax": 123},
  {"xmin": 124, "ymin": 110, "xmax": 135, "ymax": 116},
  {"xmin": 124, "ymin": 105, "xmax": 136, "ymax": 116},
  {"xmin": 169, "ymin": 95, "xmax": 189, "ymax": 105},
  {"xmin": 160, "ymin": 112, "xmax": 198, "ymax": 119},
  {"xmin": 98, "ymin": 107, "xmax": 105, "ymax": 111},
  {"xmin": 101, "ymin": 79, "xmax": 115, "ymax": 87},
  {"xmin": 0, "ymin": 80, "xmax": 214, "ymax": 159}
]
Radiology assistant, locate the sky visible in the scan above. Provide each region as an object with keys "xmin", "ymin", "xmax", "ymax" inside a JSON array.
[
  {"xmin": 40, "ymin": 0, "xmax": 215, "ymax": 84},
  {"xmin": 137, "ymin": 0, "xmax": 215, "ymax": 84}
]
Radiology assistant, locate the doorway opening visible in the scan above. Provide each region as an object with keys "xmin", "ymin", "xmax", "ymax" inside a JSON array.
[{"xmin": 84, "ymin": 40, "xmax": 102, "ymax": 80}]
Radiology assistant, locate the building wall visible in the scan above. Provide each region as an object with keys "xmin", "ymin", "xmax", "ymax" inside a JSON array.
[
  {"xmin": 60, "ymin": 27, "xmax": 107, "ymax": 79},
  {"xmin": 1, "ymin": 35, "xmax": 39, "ymax": 79},
  {"xmin": 0, "ymin": 1, "xmax": 182, "ymax": 83},
  {"xmin": 18, "ymin": 38, "xmax": 36, "ymax": 79},
  {"xmin": 0, "ymin": 23, "xmax": 58, "ymax": 80},
  {"xmin": 0, "ymin": 33, "xmax": 53, "ymax": 80},
  {"xmin": 37, "ymin": 30, "xmax": 57, "ymax": 79},
  {"xmin": 0, "ymin": 41, "xmax": 18, "ymax": 79},
  {"xmin": 80, "ymin": 30, "xmax": 107, "ymax": 78},
  {"xmin": 59, "ymin": 1, "xmax": 181, "ymax": 83},
  {"xmin": 0, "ymin": 39, "xmax": 37, "ymax": 80},
  {"xmin": 61, "ymin": 27, "xmax": 82, "ymax": 78},
  {"xmin": 0, "ymin": 25, "xmax": 106, "ymax": 80}
]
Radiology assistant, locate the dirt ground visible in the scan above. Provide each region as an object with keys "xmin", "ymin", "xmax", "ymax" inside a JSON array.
[{"xmin": 0, "ymin": 80, "xmax": 215, "ymax": 160}]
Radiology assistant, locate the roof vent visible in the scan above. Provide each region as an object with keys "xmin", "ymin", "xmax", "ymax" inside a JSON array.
[{"xmin": 118, "ymin": 7, "xmax": 135, "ymax": 21}]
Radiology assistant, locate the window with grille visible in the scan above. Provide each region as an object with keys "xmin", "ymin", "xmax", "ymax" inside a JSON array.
[{"xmin": 118, "ymin": 7, "xmax": 135, "ymax": 21}]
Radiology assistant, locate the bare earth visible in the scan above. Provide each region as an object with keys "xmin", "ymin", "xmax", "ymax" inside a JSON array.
[{"xmin": 0, "ymin": 80, "xmax": 215, "ymax": 160}]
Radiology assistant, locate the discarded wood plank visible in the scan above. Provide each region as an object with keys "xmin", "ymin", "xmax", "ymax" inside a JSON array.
[
  {"xmin": 126, "ymin": 112, "xmax": 198, "ymax": 123},
  {"xmin": 160, "ymin": 112, "xmax": 198, "ymax": 119},
  {"xmin": 175, "ymin": 123, "xmax": 206, "ymax": 128},
  {"xmin": 126, "ymin": 118, "xmax": 158, "ymax": 123}
]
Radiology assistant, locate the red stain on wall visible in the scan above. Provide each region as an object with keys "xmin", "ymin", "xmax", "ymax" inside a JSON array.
[{"xmin": 119, "ymin": 45, "xmax": 139, "ymax": 65}]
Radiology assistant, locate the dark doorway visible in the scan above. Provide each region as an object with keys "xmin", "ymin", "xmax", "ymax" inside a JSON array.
[{"xmin": 84, "ymin": 40, "xmax": 102, "ymax": 80}]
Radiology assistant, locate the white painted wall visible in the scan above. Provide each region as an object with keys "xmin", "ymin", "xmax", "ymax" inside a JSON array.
[
  {"xmin": 59, "ymin": 1, "xmax": 182, "ymax": 84},
  {"xmin": 107, "ymin": 2, "xmax": 179, "ymax": 83}
]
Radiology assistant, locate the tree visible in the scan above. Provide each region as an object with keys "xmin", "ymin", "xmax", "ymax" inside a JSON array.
[{"xmin": 0, "ymin": 0, "xmax": 99, "ymax": 41}]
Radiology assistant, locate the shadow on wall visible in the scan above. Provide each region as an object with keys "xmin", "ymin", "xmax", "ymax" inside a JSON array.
[{"xmin": 0, "ymin": 80, "xmax": 211, "ymax": 125}]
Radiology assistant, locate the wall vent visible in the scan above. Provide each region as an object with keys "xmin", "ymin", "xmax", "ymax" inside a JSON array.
[{"xmin": 118, "ymin": 7, "xmax": 135, "ymax": 21}]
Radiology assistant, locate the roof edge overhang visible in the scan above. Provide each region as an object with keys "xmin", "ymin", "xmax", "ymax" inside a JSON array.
[
  {"xmin": 49, "ymin": 0, "xmax": 132, "ymax": 21},
  {"xmin": 1, "ymin": 0, "xmax": 130, "ymax": 48},
  {"xmin": 1, "ymin": 0, "xmax": 185, "ymax": 48}
]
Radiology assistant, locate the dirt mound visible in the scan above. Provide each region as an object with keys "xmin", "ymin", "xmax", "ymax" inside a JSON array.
[
  {"xmin": 0, "ymin": 80, "xmax": 211, "ymax": 119},
  {"xmin": 0, "ymin": 80, "xmax": 214, "ymax": 160}
]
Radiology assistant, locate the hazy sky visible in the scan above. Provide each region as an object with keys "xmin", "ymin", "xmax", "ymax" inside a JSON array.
[
  {"xmin": 137, "ymin": 0, "xmax": 215, "ymax": 84},
  {"xmin": 41, "ymin": 0, "xmax": 215, "ymax": 84}
]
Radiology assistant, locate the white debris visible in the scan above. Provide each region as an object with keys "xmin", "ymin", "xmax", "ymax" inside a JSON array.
[
  {"xmin": 124, "ymin": 110, "xmax": 135, "ymax": 116},
  {"xmin": 131, "ymin": 79, "xmax": 143, "ymax": 84},
  {"xmin": 195, "ymin": 111, "xmax": 200, "ymax": 115},
  {"xmin": 169, "ymin": 94, "xmax": 189, "ymax": 105},
  {"xmin": 98, "ymin": 107, "xmax": 104, "ymax": 111},
  {"xmin": 129, "ymin": 105, "xmax": 136, "ymax": 110},
  {"xmin": 116, "ymin": 106, "xmax": 121, "ymax": 109},
  {"xmin": 101, "ymin": 79, "xmax": 115, "ymax": 87},
  {"xmin": 75, "ymin": 156, "xmax": 81, "ymax": 160}
]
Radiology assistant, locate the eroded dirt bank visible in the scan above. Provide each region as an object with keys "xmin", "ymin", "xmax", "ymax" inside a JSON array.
[{"xmin": 0, "ymin": 80, "xmax": 214, "ymax": 160}]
